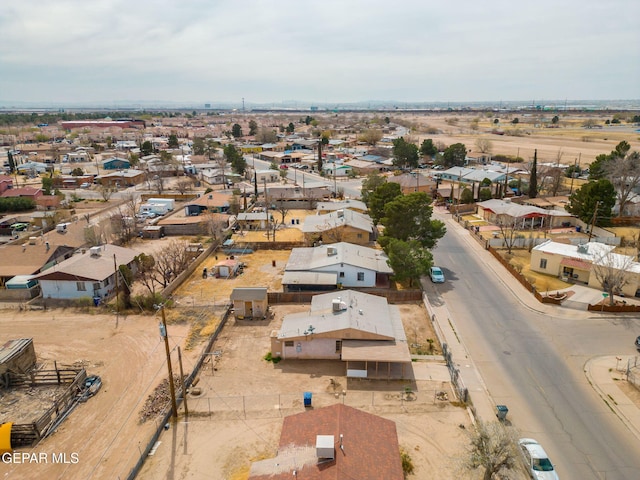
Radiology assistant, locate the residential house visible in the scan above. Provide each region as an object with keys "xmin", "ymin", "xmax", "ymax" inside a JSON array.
[
  {"xmin": 237, "ymin": 212, "xmax": 269, "ymax": 230},
  {"xmin": 34, "ymin": 244, "xmax": 138, "ymax": 300},
  {"xmin": 101, "ymin": 157, "xmax": 131, "ymax": 170},
  {"xmin": 249, "ymin": 404, "xmax": 403, "ymax": 480},
  {"xmin": 254, "ymin": 169, "xmax": 280, "ymax": 184},
  {"xmin": 477, "ymin": 198, "xmax": 574, "ymax": 229},
  {"xmin": 267, "ymin": 184, "xmax": 331, "ymax": 210},
  {"xmin": 302, "ymin": 209, "xmax": 375, "ymax": 246},
  {"xmin": 96, "ymin": 169, "xmax": 145, "ymax": 188},
  {"xmin": 387, "ymin": 172, "xmax": 437, "ymax": 195},
  {"xmin": 1, "ymin": 186, "xmax": 43, "ymax": 201},
  {"xmin": 316, "ymin": 199, "xmax": 367, "ymax": 215},
  {"xmin": 230, "ymin": 287, "xmax": 268, "ymax": 319},
  {"xmin": 183, "ymin": 192, "xmax": 230, "ymax": 215},
  {"xmin": 271, "ymin": 290, "xmax": 411, "ymax": 379},
  {"xmin": 531, "ymin": 240, "xmax": 640, "ymax": 297},
  {"xmin": 282, "ymin": 242, "xmax": 392, "ymax": 291},
  {"xmin": 0, "ymin": 243, "xmax": 75, "ymax": 287},
  {"xmin": 0, "ymin": 176, "xmax": 13, "ymax": 194}
]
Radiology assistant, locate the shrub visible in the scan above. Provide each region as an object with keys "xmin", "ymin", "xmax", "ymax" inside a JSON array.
[
  {"xmin": 400, "ymin": 448, "xmax": 415, "ymax": 478},
  {"xmin": 263, "ymin": 352, "xmax": 282, "ymax": 364}
]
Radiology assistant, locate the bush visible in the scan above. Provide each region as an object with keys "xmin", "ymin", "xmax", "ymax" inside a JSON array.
[
  {"xmin": 400, "ymin": 448, "xmax": 414, "ymax": 478},
  {"xmin": 132, "ymin": 292, "xmax": 169, "ymax": 311},
  {"xmin": 263, "ymin": 352, "xmax": 282, "ymax": 364}
]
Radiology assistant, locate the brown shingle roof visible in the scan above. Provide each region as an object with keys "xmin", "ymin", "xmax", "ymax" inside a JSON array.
[{"xmin": 249, "ymin": 404, "xmax": 403, "ymax": 480}]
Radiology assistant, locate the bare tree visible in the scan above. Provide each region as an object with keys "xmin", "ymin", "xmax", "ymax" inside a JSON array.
[
  {"xmin": 496, "ymin": 215, "xmax": 523, "ymax": 254},
  {"xmin": 100, "ymin": 185, "xmax": 114, "ymax": 202},
  {"xmin": 122, "ymin": 193, "xmax": 140, "ymax": 219},
  {"xmin": 475, "ymin": 138, "xmax": 493, "ymax": 154},
  {"xmin": 273, "ymin": 192, "xmax": 290, "ymax": 225},
  {"xmin": 154, "ymin": 239, "xmax": 191, "ymax": 288},
  {"xmin": 591, "ymin": 250, "xmax": 635, "ymax": 305},
  {"xmin": 544, "ymin": 167, "xmax": 564, "ymax": 196},
  {"xmin": 605, "ymin": 151, "xmax": 640, "ymax": 216},
  {"xmin": 153, "ymin": 175, "xmax": 165, "ymax": 194},
  {"xmin": 358, "ymin": 128, "xmax": 383, "ymax": 146},
  {"xmin": 462, "ymin": 421, "xmax": 519, "ymax": 480},
  {"xmin": 175, "ymin": 177, "xmax": 194, "ymax": 195},
  {"xmin": 109, "ymin": 209, "xmax": 136, "ymax": 244},
  {"xmin": 206, "ymin": 212, "xmax": 227, "ymax": 243}
]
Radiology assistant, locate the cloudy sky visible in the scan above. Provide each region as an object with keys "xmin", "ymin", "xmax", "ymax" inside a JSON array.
[{"xmin": 1, "ymin": 0, "xmax": 638, "ymax": 106}]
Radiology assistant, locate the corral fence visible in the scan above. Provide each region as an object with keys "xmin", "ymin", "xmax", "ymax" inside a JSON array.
[
  {"xmin": 10, "ymin": 367, "xmax": 86, "ymax": 447},
  {"xmin": 125, "ymin": 304, "xmax": 233, "ymax": 480},
  {"xmin": 442, "ymin": 343, "xmax": 469, "ymax": 406}
]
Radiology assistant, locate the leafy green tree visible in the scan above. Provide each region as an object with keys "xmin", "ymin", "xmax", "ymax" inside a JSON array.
[
  {"xmin": 385, "ymin": 239, "xmax": 433, "ymax": 287},
  {"xmin": 7, "ymin": 151, "xmax": 16, "ymax": 173},
  {"xmin": 248, "ymin": 120, "xmax": 258, "ymax": 136},
  {"xmin": 361, "ymin": 173, "xmax": 387, "ymax": 206},
  {"xmin": 420, "ymin": 139, "xmax": 438, "ymax": 157},
  {"xmin": 286, "ymin": 122, "xmax": 295, "ymax": 133},
  {"xmin": 224, "ymin": 144, "xmax": 244, "ymax": 173},
  {"xmin": 192, "ymin": 137, "xmax": 205, "ymax": 155},
  {"xmin": 552, "ymin": 115, "xmax": 559, "ymax": 124},
  {"xmin": 479, "ymin": 187, "xmax": 492, "ymax": 201},
  {"xmin": 168, "ymin": 134, "xmax": 179, "ymax": 149},
  {"xmin": 71, "ymin": 167, "xmax": 84, "ymax": 176},
  {"xmin": 304, "ymin": 116, "xmax": 314, "ymax": 125},
  {"xmin": 392, "ymin": 137, "xmax": 419, "ymax": 169},
  {"xmin": 442, "ymin": 143, "xmax": 467, "ymax": 168},
  {"xmin": 528, "ymin": 150, "xmax": 538, "ymax": 198},
  {"xmin": 368, "ymin": 182, "xmax": 402, "ymax": 225},
  {"xmin": 232, "ymin": 123, "xmax": 243, "ymax": 138},
  {"xmin": 141, "ymin": 140, "xmax": 154, "ymax": 157},
  {"xmin": 511, "ymin": 118, "xmax": 519, "ymax": 124},
  {"xmin": 0, "ymin": 197, "xmax": 36, "ymax": 212},
  {"xmin": 461, "ymin": 188, "xmax": 474, "ymax": 204},
  {"xmin": 42, "ymin": 177, "xmax": 54, "ymax": 195},
  {"xmin": 379, "ymin": 192, "xmax": 446, "ymax": 249},
  {"xmin": 567, "ymin": 179, "xmax": 616, "ymax": 226}
]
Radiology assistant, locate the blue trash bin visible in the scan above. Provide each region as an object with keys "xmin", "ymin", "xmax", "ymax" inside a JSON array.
[
  {"xmin": 496, "ymin": 404, "xmax": 508, "ymax": 421},
  {"xmin": 304, "ymin": 392, "xmax": 312, "ymax": 407}
]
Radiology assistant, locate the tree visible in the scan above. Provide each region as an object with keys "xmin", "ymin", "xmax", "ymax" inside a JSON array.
[
  {"xmin": 248, "ymin": 120, "xmax": 258, "ymax": 136},
  {"xmin": 475, "ymin": 138, "xmax": 493, "ymax": 154},
  {"xmin": 379, "ymin": 192, "xmax": 446, "ymax": 250},
  {"xmin": 7, "ymin": 151, "xmax": 16, "ymax": 173},
  {"xmin": 168, "ymin": 134, "xmax": 179, "ymax": 149},
  {"xmin": 71, "ymin": 167, "xmax": 84, "ymax": 176},
  {"xmin": 42, "ymin": 177, "xmax": 54, "ymax": 195},
  {"xmin": 566, "ymin": 179, "xmax": 616, "ymax": 226},
  {"xmin": 385, "ymin": 239, "xmax": 433, "ymax": 287},
  {"xmin": 460, "ymin": 187, "xmax": 474, "ymax": 204},
  {"xmin": 367, "ymin": 182, "xmax": 402, "ymax": 225},
  {"xmin": 420, "ymin": 139, "xmax": 438, "ymax": 157},
  {"xmin": 256, "ymin": 128, "xmax": 277, "ymax": 144},
  {"xmin": 100, "ymin": 185, "xmax": 114, "ymax": 201},
  {"xmin": 361, "ymin": 173, "xmax": 387, "ymax": 206},
  {"xmin": 192, "ymin": 137, "xmax": 205, "ymax": 155},
  {"xmin": 175, "ymin": 178, "xmax": 194, "ymax": 194},
  {"xmin": 552, "ymin": 115, "xmax": 560, "ymax": 125},
  {"xmin": 511, "ymin": 117, "xmax": 519, "ymax": 124},
  {"xmin": 495, "ymin": 215, "xmax": 523, "ymax": 254},
  {"xmin": 442, "ymin": 143, "xmax": 467, "ymax": 168},
  {"xmin": 592, "ymin": 249, "xmax": 635, "ymax": 306},
  {"xmin": 154, "ymin": 239, "xmax": 191, "ymax": 288},
  {"xmin": 392, "ymin": 137, "xmax": 419, "ymax": 170},
  {"xmin": 479, "ymin": 187, "xmax": 492, "ymax": 201},
  {"xmin": 359, "ymin": 129, "xmax": 383, "ymax": 146},
  {"xmin": 224, "ymin": 144, "xmax": 246, "ymax": 175},
  {"xmin": 141, "ymin": 140, "xmax": 154, "ymax": 157},
  {"xmin": 232, "ymin": 123, "xmax": 243, "ymax": 138},
  {"xmin": 463, "ymin": 421, "xmax": 519, "ymax": 480},
  {"xmin": 133, "ymin": 253, "xmax": 157, "ymax": 295},
  {"xmin": 528, "ymin": 150, "xmax": 538, "ymax": 198},
  {"xmin": 286, "ymin": 122, "xmax": 295, "ymax": 133}
]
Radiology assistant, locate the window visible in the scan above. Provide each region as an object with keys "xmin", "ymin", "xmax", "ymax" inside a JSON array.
[
  {"xmin": 539, "ymin": 258, "xmax": 547, "ymax": 269},
  {"xmin": 284, "ymin": 341, "xmax": 294, "ymax": 347},
  {"xmin": 335, "ymin": 340, "xmax": 342, "ymax": 353},
  {"xmin": 76, "ymin": 282, "xmax": 86, "ymax": 291},
  {"xmin": 93, "ymin": 283, "xmax": 101, "ymax": 291},
  {"xmin": 357, "ymin": 272, "xmax": 365, "ymax": 281},
  {"xmin": 339, "ymin": 272, "xmax": 345, "ymax": 278},
  {"xmin": 357, "ymin": 233, "xmax": 363, "ymax": 239}
]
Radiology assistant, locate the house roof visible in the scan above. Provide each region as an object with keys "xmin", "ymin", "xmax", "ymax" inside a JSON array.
[
  {"xmin": 230, "ymin": 287, "xmax": 267, "ymax": 301},
  {"xmin": 1, "ymin": 187, "xmax": 42, "ymax": 198},
  {"xmin": 478, "ymin": 199, "xmax": 570, "ymax": 218},
  {"xmin": 277, "ymin": 290, "xmax": 395, "ymax": 341},
  {"xmin": 185, "ymin": 192, "xmax": 231, "ymax": 208},
  {"xmin": 249, "ymin": 404, "xmax": 403, "ymax": 480},
  {"xmin": 34, "ymin": 244, "xmax": 137, "ymax": 282},
  {"xmin": 316, "ymin": 199, "xmax": 367, "ymax": 213},
  {"xmin": 533, "ymin": 240, "xmax": 615, "ymax": 260},
  {"xmin": 281, "ymin": 271, "xmax": 337, "ymax": 286},
  {"xmin": 302, "ymin": 210, "xmax": 373, "ymax": 234},
  {"xmin": 286, "ymin": 242, "xmax": 392, "ymax": 274},
  {"xmin": 0, "ymin": 244, "xmax": 74, "ymax": 277},
  {"xmin": 237, "ymin": 212, "xmax": 268, "ymax": 221},
  {"xmin": 439, "ymin": 166, "xmax": 506, "ymax": 183}
]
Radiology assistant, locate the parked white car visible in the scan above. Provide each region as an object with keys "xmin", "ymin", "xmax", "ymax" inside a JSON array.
[{"xmin": 518, "ymin": 438, "xmax": 559, "ymax": 480}]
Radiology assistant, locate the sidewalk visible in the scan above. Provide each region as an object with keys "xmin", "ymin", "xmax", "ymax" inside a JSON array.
[{"xmin": 425, "ymin": 209, "xmax": 640, "ymax": 439}]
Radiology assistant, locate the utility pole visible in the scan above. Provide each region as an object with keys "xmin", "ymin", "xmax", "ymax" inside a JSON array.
[
  {"xmin": 588, "ymin": 201, "xmax": 600, "ymax": 242},
  {"xmin": 159, "ymin": 305, "xmax": 178, "ymax": 419},
  {"xmin": 113, "ymin": 254, "xmax": 119, "ymax": 323}
]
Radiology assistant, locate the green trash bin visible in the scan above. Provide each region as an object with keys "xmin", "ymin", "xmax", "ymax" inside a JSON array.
[{"xmin": 496, "ymin": 404, "xmax": 508, "ymax": 421}]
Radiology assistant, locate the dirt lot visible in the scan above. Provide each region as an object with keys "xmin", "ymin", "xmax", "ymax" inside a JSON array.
[{"xmin": 137, "ymin": 304, "xmax": 469, "ymax": 480}]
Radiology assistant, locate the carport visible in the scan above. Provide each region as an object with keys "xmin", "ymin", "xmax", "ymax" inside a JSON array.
[{"xmin": 342, "ymin": 340, "xmax": 412, "ymax": 380}]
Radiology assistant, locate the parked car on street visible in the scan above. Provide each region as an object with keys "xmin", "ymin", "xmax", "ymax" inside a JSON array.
[
  {"xmin": 635, "ymin": 335, "xmax": 640, "ymax": 350},
  {"xmin": 518, "ymin": 438, "xmax": 560, "ymax": 480},
  {"xmin": 429, "ymin": 266, "xmax": 445, "ymax": 283}
]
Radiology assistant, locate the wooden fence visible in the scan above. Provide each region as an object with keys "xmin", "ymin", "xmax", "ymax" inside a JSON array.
[{"xmin": 268, "ymin": 289, "xmax": 422, "ymax": 305}]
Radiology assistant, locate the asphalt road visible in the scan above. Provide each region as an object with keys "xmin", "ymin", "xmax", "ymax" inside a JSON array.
[{"xmin": 428, "ymin": 212, "xmax": 640, "ymax": 480}]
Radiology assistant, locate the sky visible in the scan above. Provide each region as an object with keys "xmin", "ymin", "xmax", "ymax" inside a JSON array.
[{"xmin": 1, "ymin": 0, "xmax": 639, "ymax": 106}]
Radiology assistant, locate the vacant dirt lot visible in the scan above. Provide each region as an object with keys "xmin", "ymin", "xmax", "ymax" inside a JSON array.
[{"xmin": 137, "ymin": 304, "xmax": 470, "ymax": 480}]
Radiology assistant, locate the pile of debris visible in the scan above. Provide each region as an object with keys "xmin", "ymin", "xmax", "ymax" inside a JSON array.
[{"xmin": 139, "ymin": 375, "xmax": 185, "ymax": 423}]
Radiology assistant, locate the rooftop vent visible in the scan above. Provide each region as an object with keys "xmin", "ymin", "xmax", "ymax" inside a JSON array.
[
  {"xmin": 332, "ymin": 298, "xmax": 347, "ymax": 312},
  {"xmin": 327, "ymin": 247, "xmax": 337, "ymax": 256},
  {"xmin": 336, "ymin": 209, "xmax": 344, "ymax": 218},
  {"xmin": 577, "ymin": 243, "xmax": 588, "ymax": 254},
  {"xmin": 89, "ymin": 246, "xmax": 102, "ymax": 257},
  {"xmin": 316, "ymin": 435, "xmax": 335, "ymax": 460}
]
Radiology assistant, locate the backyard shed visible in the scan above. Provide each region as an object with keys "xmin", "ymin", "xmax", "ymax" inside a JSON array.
[
  {"xmin": 0, "ymin": 338, "xmax": 36, "ymax": 380},
  {"xmin": 230, "ymin": 287, "xmax": 268, "ymax": 319}
]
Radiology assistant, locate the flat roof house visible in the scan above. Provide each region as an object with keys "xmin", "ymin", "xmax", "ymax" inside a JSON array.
[{"xmin": 302, "ymin": 209, "xmax": 375, "ymax": 246}]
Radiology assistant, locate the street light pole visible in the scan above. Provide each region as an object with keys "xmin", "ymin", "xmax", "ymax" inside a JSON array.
[{"xmin": 158, "ymin": 305, "xmax": 178, "ymax": 419}]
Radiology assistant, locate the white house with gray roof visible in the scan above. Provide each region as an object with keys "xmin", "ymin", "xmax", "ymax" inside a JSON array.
[
  {"xmin": 34, "ymin": 244, "xmax": 137, "ymax": 300},
  {"xmin": 283, "ymin": 242, "xmax": 392, "ymax": 291},
  {"xmin": 302, "ymin": 209, "xmax": 375, "ymax": 245},
  {"xmin": 270, "ymin": 290, "xmax": 411, "ymax": 379}
]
